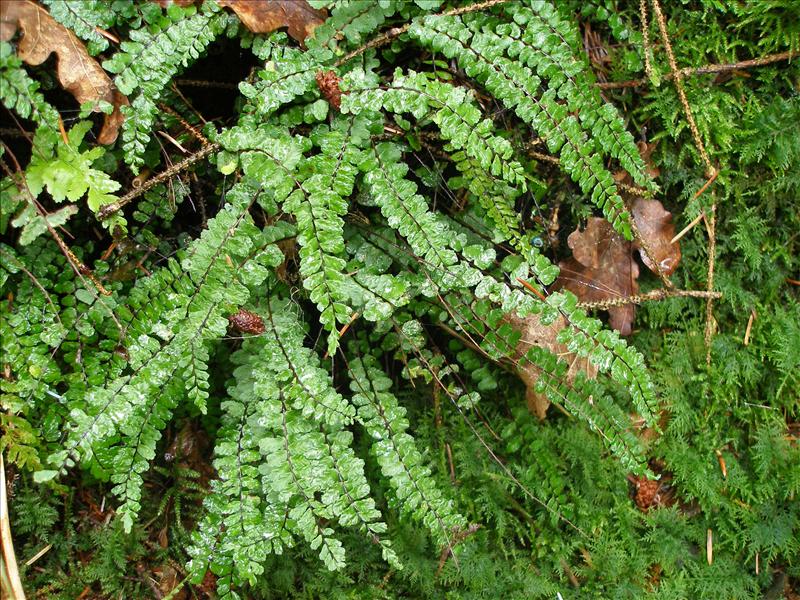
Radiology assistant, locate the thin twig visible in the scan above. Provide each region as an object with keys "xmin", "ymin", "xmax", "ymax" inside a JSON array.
[
  {"xmin": 334, "ymin": 0, "xmax": 510, "ymax": 67},
  {"xmin": 704, "ymin": 201, "xmax": 717, "ymax": 364},
  {"xmin": 174, "ymin": 78, "xmax": 239, "ymax": 90},
  {"xmin": 670, "ymin": 170, "xmax": 718, "ymax": 243},
  {"xmin": 640, "ymin": 0, "xmax": 653, "ymax": 81},
  {"xmin": 98, "ymin": 143, "xmax": 219, "ymax": 220},
  {"xmin": 743, "ymin": 309, "xmax": 756, "ymax": 346},
  {"xmin": 597, "ymin": 50, "xmax": 796, "ymax": 90},
  {"xmin": 650, "ymin": 0, "xmax": 720, "ymax": 362},
  {"xmin": 578, "ymin": 288, "xmax": 721, "ymax": 310},
  {"xmin": 651, "ymin": 0, "xmax": 715, "ymax": 178},
  {"xmin": 670, "ymin": 211, "xmax": 705, "ymax": 244},
  {"xmin": 1, "ymin": 453, "xmax": 26, "ymax": 600},
  {"xmin": 159, "ymin": 103, "xmax": 209, "ymax": 145}
]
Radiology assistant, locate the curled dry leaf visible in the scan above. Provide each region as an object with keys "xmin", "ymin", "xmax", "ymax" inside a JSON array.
[
  {"xmin": 0, "ymin": 0, "xmax": 128, "ymax": 144},
  {"xmin": 556, "ymin": 217, "xmax": 640, "ymax": 335},
  {"xmin": 504, "ymin": 312, "xmax": 598, "ymax": 419},
  {"xmin": 218, "ymin": 0, "xmax": 326, "ymax": 43},
  {"xmin": 631, "ymin": 197, "xmax": 681, "ymax": 276},
  {"xmin": 554, "ymin": 198, "xmax": 680, "ymax": 335}
]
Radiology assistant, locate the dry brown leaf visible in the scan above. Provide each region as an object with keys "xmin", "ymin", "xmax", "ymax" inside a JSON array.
[
  {"xmin": 218, "ymin": 0, "xmax": 326, "ymax": 43},
  {"xmin": 554, "ymin": 197, "xmax": 680, "ymax": 335},
  {"xmin": 631, "ymin": 197, "xmax": 681, "ymax": 276},
  {"xmin": 504, "ymin": 312, "xmax": 598, "ymax": 419},
  {"xmin": 0, "ymin": 0, "xmax": 128, "ymax": 144},
  {"xmin": 556, "ymin": 217, "xmax": 640, "ymax": 335}
]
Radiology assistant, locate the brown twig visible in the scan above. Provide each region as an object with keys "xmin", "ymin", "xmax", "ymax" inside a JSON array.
[
  {"xmin": 650, "ymin": 0, "xmax": 719, "ymax": 363},
  {"xmin": 743, "ymin": 310, "xmax": 756, "ymax": 346},
  {"xmin": 704, "ymin": 201, "xmax": 717, "ymax": 364},
  {"xmin": 436, "ymin": 524, "xmax": 481, "ymax": 576},
  {"xmin": 578, "ymin": 288, "xmax": 721, "ymax": 310},
  {"xmin": 597, "ymin": 50, "xmax": 796, "ymax": 90},
  {"xmin": 334, "ymin": 0, "xmax": 511, "ymax": 68},
  {"xmin": 159, "ymin": 103, "xmax": 210, "ymax": 145},
  {"xmin": 98, "ymin": 142, "xmax": 219, "ymax": 220},
  {"xmin": 670, "ymin": 169, "xmax": 719, "ymax": 244},
  {"xmin": 640, "ymin": 0, "xmax": 653, "ymax": 81},
  {"xmin": 1, "ymin": 453, "xmax": 26, "ymax": 600},
  {"xmin": 173, "ymin": 78, "xmax": 239, "ymax": 90},
  {"xmin": 651, "ymin": 0, "xmax": 715, "ymax": 178}
]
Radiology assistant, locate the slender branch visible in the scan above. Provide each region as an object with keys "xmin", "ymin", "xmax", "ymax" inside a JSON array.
[
  {"xmin": 98, "ymin": 142, "xmax": 219, "ymax": 220},
  {"xmin": 704, "ymin": 201, "xmax": 717, "ymax": 364},
  {"xmin": 597, "ymin": 50, "xmax": 796, "ymax": 90},
  {"xmin": 1, "ymin": 453, "xmax": 26, "ymax": 600},
  {"xmin": 651, "ymin": 0, "xmax": 715, "ymax": 178},
  {"xmin": 334, "ymin": 0, "xmax": 511, "ymax": 67},
  {"xmin": 578, "ymin": 288, "xmax": 721, "ymax": 310}
]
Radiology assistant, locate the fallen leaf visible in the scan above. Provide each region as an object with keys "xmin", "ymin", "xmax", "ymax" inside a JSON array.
[
  {"xmin": 631, "ymin": 197, "xmax": 681, "ymax": 276},
  {"xmin": 504, "ymin": 312, "xmax": 598, "ymax": 419},
  {"xmin": 554, "ymin": 198, "xmax": 680, "ymax": 335},
  {"xmin": 0, "ymin": 0, "xmax": 128, "ymax": 144},
  {"xmin": 218, "ymin": 0, "xmax": 326, "ymax": 43},
  {"xmin": 555, "ymin": 217, "xmax": 640, "ymax": 335}
]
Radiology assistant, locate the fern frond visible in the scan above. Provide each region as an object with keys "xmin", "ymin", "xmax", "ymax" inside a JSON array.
[
  {"xmin": 190, "ymin": 299, "xmax": 398, "ymax": 593},
  {"xmin": 239, "ymin": 42, "xmax": 322, "ymax": 117},
  {"xmin": 344, "ymin": 69, "xmax": 527, "ymax": 245},
  {"xmin": 41, "ymin": 0, "xmax": 116, "ymax": 54},
  {"xmin": 347, "ymin": 350, "xmax": 466, "ymax": 547},
  {"xmin": 502, "ymin": 2, "xmax": 653, "ymax": 189},
  {"xmin": 218, "ymin": 118, "xmax": 361, "ymax": 354},
  {"xmin": 409, "ymin": 13, "xmax": 633, "ymax": 238},
  {"xmin": 37, "ymin": 199, "xmax": 288, "ymax": 527},
  {"xmin": 312, "ymin": 0, "xmax": 400, "ymax": 49},
  {"xmin": 0, "ymin": 42, "xmax": 60, "ymax": 129},
  {"xmin": 104, "ymin": 3, "xmax": 225, "ymax": 171}
]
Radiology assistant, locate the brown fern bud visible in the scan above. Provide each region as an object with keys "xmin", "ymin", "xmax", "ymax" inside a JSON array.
[
  {"xmin": 228, "ymin": 308, "xmax": 265, "ymax": 335},
  {"xmin": 316, "ymin": 70, "xmax": 342, "ymax": 110}
]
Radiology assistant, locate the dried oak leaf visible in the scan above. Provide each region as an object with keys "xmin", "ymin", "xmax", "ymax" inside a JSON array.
[
  {"xmin": 631, "ymin": 197, "xmax": 681, "ymax": 276},
  {"xmin": 555, "ymin": 217, "xmax": 640, "ymax": 335},
  {"xmin": 217, "ymin": 0, "xmax": 326, "ymax": 43},
  {"xmin": 554, "ymin": 198, "xmax": 680, "ymax": 335},
  {"xmin": 504, "ymin": 312, "xmax": 598, "ymax": 419},
  {"xmin": 0, "ymin": 0, "xmax": 128, "ymax": 144}
]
